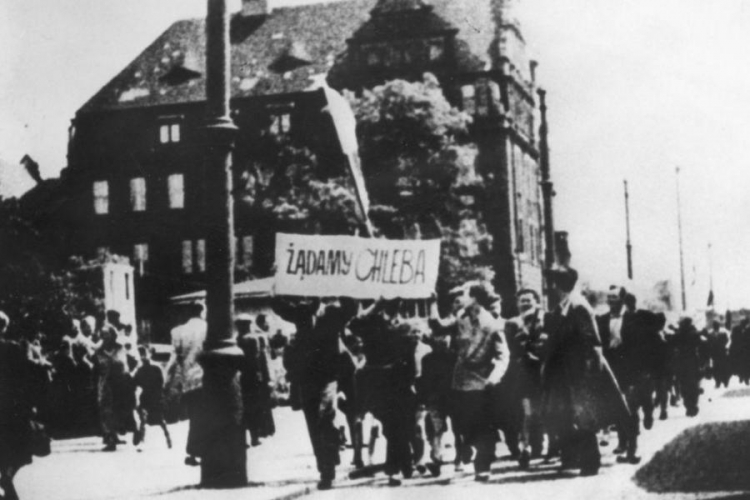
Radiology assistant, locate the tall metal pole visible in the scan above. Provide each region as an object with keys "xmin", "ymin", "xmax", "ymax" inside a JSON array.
[
  {"xmin": 708, "ymin": 242, "xmax": 714, "ymax": 292},
  {"xmin": 708, "ymin": 241, "xmax": 714, "ymax": 309},
  {"xmin": 199, "ymin": 0, "xmax": 247, "ymax": 487},
  {"xmin": 676, "ymin": 166, "xmax": 687, "ymax": 311},
  {"xmin": 624, "ymin": 179, "xmax": 633, "ymax": 280},
  {"xmin": 537, "ymin": 88, "xmax": 557, "ymax": 307}
]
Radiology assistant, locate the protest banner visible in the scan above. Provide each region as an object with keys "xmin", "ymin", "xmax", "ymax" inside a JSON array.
[{"xmin": 274, "ymin": 233, "xmax": 441, "ymax": 299}]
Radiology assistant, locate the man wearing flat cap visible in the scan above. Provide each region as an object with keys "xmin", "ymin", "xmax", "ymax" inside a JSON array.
[{"xmin": 541, "ymin": 265, "xmax": 629, "ymax": 476}]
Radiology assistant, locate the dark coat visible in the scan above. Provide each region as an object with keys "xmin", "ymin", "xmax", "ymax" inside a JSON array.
[
  {"xmin": 542, "ymin": 295, "xmax": 630, "ymax": 433},
  {"xmin": 504, "ymin": 310, "xmax": 548, "ymax": 401},
  {"xmin": 239, "ymin": 333, "xmax": 276, "ymax": 439},
  {"xmin": 349, "ymin": 314, "xmax": 417, "ymax": 420},
  {"xmin": 597, "ymin": 311, "xmax": 627, "ymax": 384},
  {"xmin": 617, "ymin": 310, "xmax": 668, "ymax": 388},
  {"xmin": 0, "ymin": 339, "xmax": 47, "ymax": 468}
]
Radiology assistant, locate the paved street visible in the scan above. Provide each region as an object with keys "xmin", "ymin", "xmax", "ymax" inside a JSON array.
[{"xmin": 12, "ymin": 380, "xmax": 750, "ymax": 500}]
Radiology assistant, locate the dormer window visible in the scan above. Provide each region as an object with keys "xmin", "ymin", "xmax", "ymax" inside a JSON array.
[
  {"xmin": 270, "ymin": 41, "xmax": 312, "ymax": 73},
  {"xmin": 160, "ymin": 66, "xmax": 201, "ymax": 86},
  {"xmin": 159, "ymin": 123, "xmax": 181, "ymax": 144}
]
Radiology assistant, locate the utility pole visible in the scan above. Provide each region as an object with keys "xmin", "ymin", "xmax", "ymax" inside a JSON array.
[
  {"xmin": 199, "ymin": 0, "xmax": 247, "ymax": 487},
  {"xmin": 537, "ymin": 88, "xmax": 556, "ymax": 307},
  {"xmin": 676, "ymin": 166, "xmax": 687, "ymax": 311},
  {"xmin": 708, "ymin": 242, "xmax": 714, "ymax": 307},
  {"xmin": 624, "ymin": 179, "xmax": 633, "ymax": 280}
]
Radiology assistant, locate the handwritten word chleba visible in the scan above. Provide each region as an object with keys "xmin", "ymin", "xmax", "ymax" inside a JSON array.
[{"xmin": 284, "ymin": 244, "xmax": 427, "ymax": 285}]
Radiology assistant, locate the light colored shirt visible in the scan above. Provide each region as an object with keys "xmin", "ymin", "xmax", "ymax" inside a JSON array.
[
  {"xmin": 608, "ymin": 314, "xmax": 623, "ymax": 349},
  {"xmin": 452, "ymin": 306, "xmax": 508, "ymax": 391},
  {"xmin": 559, "ymin": 294, "xmax": 572, "ymax": 317},
  {"xmin": 168, "ymin": 317, "xmax": 207, "ymax": 394}
]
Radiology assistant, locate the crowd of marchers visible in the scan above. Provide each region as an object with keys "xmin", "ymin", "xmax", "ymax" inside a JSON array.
[
  {"xmin": 267, "ymin": 265, "xmax": 750, "ymax": 490},
  {"xmin": 3, "ymin": 266, "xmax": 750, "ymax": 499}
]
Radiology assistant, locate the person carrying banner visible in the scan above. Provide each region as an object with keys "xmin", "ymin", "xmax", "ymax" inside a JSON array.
[
  {"xmin": 349, "ymin": 299, "xmax": 419, "ymax": 486},
  {"xmin": 275, "ymin": 298, "xmax": 355, "ymax": 491}
]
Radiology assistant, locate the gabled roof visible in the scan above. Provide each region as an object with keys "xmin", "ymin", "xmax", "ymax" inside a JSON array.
[{"xmin": 78, "ymin": 0, "xmax": 510, "ymax": 114}]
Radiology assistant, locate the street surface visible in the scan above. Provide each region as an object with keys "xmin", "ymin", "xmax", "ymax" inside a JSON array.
[{"xmin": 14, "ymin": 380, "xmax": 750, "ymax": 500}]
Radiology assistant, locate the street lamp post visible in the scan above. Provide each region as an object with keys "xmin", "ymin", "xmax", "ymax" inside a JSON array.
[
  {"xmin": 199, "ymin": 0, "xmax": 247, "ymax": 488},
  {"xmin": 537, "ymin": 88, "xmax": 557, "ymax": 307}
]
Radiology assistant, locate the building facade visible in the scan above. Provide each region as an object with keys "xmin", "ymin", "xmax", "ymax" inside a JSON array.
[{"xmin": 63, "ymin": 0, "xmax": 551, "ymax": 337}]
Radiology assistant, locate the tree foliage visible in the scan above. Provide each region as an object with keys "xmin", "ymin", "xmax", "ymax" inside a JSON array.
[
  {"xmin": 0, "ymin": 197, "xmax": 104, "ymax": 345},
  {"xmin": 347, "ymin": 73, "xmax": 493, "ymax": 291},
  {"xmin": 237, "ymin": 142, "xmax": 361, "ymax": 235}
]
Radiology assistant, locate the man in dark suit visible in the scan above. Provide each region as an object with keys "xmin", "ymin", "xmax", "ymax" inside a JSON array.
[
  {"xmin": 275, "ymin": 298, "xmax": 354, "ymax": 491},
  {"xmin": 542, "ymin": 267, "xmax": 630, "ymax": 476},
  {"xmin": 596, "ymin": 285, "xmax": 628, "ymax": 454},
  {"xmin": 614, "ymin": 294, "xmax": 666, "ymax": 464},
  {"xmin": 504, "ymin": 288, "xmax": 548, "ymax": 469}
]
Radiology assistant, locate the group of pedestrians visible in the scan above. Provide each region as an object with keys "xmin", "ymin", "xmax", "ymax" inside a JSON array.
[
  {"xmin": 49, "ymin": 310, "xmax": 172, "ymax": 452},
  {"xmin": 4, "ymin": 265, "xmax": 750, "ymax": 498},
  {"xmin": 273, "ymin": 264, "xmax": 750, "ymax": 491}
]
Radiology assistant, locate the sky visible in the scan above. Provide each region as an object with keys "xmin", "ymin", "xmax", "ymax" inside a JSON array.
[{"xmin": 2, "ymin": 0, "xmax": 750, "ymax": 311}]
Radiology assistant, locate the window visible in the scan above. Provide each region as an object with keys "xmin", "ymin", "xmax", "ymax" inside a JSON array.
[
  {"xmin": 537, "ymin": 227, "xmax": 543, "ymax": 264},
  {"xmin": 159, "ymin": 123, "xmax": 181, "ymax": 144},
  {"xmin": 130, "ymin": 177, "xmax": 146, "ymax": 211},
  {"xmin": 93, "ymin": 180, "xmax": 109, "ymax": 214},
  {"xmin": 182, "ymin": 240, "xmax": 193, "ymax": 274},
  {"xmin": 428, "ymin": 41, "xmax": 444, "ymax": 62},
  {"xmin": 367, "ymin": 50, "xmax": 381, "ymax": 66},
  {"xmin": 269, "ymin": 113, "xmax": 291, "ymax": 135},
  {"xmin": 133, "ymin": 243, "xmax": 148, "ymax": 275},
  {"xmin": 168, "ymin": 174, "xmax": 185, "ymax": 209},
  {"xmin": 489, "ymin": 81, "xmax": 501, "ymax": 108},
  {"xmin": 195, "ymin": 239, "xmax": 206, "ymax": 273},
  {"xmin": 516, "ymin": 219, "xmax": 525, "ymax": 253},
  {"xmin": 475, "ymin": 81, "xmax": 489, "ymax": 116},
  {"xmin": 461, "ymin": 85, "xmax": 476, "ymax": 115},
  {"xmin": 239, "ymin": 235, "xmax": 253, "ymax": 267},
  {"xmin": 182, "ymin": 240, "xmax": 206, "ymax": 274}
]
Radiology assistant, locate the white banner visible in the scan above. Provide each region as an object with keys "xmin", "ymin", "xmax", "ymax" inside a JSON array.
[{"xmin": 274, "ymin": 233, "xmax": 441, "ymax": 299}]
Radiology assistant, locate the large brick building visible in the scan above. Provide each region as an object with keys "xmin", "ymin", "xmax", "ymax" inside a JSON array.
[{"xmin": 61, "ymin": 0, "xmax": 551, "ymax": 338}]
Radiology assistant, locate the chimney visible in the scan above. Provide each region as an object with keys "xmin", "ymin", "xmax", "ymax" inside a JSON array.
[
  {"xmin": 19, "ymin": 154, "xmax": 43, "ymax": 185},
  {"xmin": 529, "ymin": 60, "xmax": 538, "ymax": 84},
  {"xmin": 241, "ymin": 0, "xmax": 268, "ymax": 17},
  {"xmin": 554, "ymin": 231, "xmax": 571, "ymax": 267}
]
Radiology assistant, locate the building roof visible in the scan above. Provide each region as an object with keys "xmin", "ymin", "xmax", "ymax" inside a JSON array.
[
  {"xmin": 78, "ymin": 0, "xmax": 509, "ymax": 114},
  {"xmin": 170, "ymin": 277, "xmax": 276, "ymax": 303}
]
